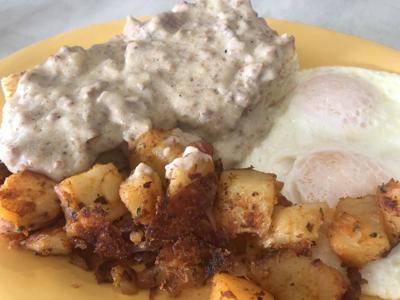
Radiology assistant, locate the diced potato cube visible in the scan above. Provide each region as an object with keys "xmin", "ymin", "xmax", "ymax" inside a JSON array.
[
  {"xmin": 23, "ymin": 225, "xmax": 72, "ymax": 256},
  {"xmin": 250, "ymin": 250, "xmax": 347, "ymax": 300},
  {"xmin": 214, "ymin": 169, "xmax": 282, "ymax": 238},
  {"xmin": 111, "ymin": 265, "xmax": 138, "ymax": 295},
  {"xmin": 0, "ymin": 217, "xmax": 18, "ymax": 236},
  {"xmin": 166, "ymin": 146, "xmax": 215, "ymax": 197},
  {"xmin": 56, "ymin": 163, "xmax": 127, "ymax": 229},
  {"xmin": 377, "ymin": 179, "xmax": 400, "ymax": 245},
  {"xmin": 119, "ymin": 163, "xmax": 163, "ymax": 225},
  {"xmin": 129, "ymin": 128, "xmax": 200, "ymax": 179},
  {"xmin": 329, "ymin": 196, "xmax": 390, "ymax": 267},
  {"xmin": 0, "ymin": 171, "xmax": 60, "ymax": 232},
  {"xmin": 263, "ymin": 203, "xmax": 329, "ymax": 250},
  {"xmin": 210, "ymin": 273, "xmax": 273, "ymax": 300}
]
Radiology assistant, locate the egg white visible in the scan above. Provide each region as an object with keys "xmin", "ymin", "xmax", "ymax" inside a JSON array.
[{"xmin": 361, "ymin": 244, "xmax": 400, "ymax": 299}]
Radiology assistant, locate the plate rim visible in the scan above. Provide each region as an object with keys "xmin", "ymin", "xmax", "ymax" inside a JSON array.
[{"xmin": 1, "ymin": 17, "xmax": 400, "ymax": 77}]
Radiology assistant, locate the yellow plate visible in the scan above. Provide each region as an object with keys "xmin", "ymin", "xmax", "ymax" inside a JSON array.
[{"xmin": 0, "ymin": 18, "xmax": 399, "ymax": 300}]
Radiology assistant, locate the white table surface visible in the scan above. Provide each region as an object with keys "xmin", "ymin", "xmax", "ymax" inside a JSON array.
[{"xmin": 0, "ymin": 0, "xmax": 399, "ymax": 59}]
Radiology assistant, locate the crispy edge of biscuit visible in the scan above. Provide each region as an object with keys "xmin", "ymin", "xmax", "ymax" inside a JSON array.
[{"xmin": 1, "ymin": 72, "xmax": 23, "ymax": 101}]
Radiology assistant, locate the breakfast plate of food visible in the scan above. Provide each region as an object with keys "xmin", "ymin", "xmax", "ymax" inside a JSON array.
[{"xmin": 0, "ymin": 1, "xmax": 400, "ymax": 300}]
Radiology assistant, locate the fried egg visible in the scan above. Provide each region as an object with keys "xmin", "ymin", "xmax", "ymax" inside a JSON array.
[
  {"xmin": 242, "ymin": 66, "xmax": 400, "ymax": 299},
  {"xmin": 243, "ymin": 66, "xmax": 400, "ymax": 207}
]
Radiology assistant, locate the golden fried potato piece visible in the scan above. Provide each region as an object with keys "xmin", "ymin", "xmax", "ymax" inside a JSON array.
[
  {"xmin": 23, "ymin": 225, "xmax": 72, "ymax": 256},
  {"xmin": 1, "ymin": 72, "xmax": 23, "ymax": 101},
  {"xmin": 214, "ymin": 169, "xmax": 282, "ymax": 239},
  {"xmin": 129, "ymin": 128, "xmax": 200, "ymax": 179},
  {"xmin": 111, "ymin": 265, "xmax": 138, "ymax": 295},
  {"xmin": 56, "ymin": 163, "xmax": 127, "ymax": 231},
  {"xmin": 119, "ymin": 163, "xmax": 163, "ymax": 225},
  {"xmin": 166, "ymin": 146, "xmax": 214, "ymax": 197},
  {"xmin": 210, "ymin": 273, "xmax": 273, "ymax": 300},
  {"xmin": 0, "ymin": 171, "xmax": 60, "ymax": 232},
  {"xmin": 0, "ymin": 217, "xmax": 18, "ymax": 236},
  {"xmin": 263, "ymin": 203, "xmax": 329, "ymax": 251},
  {"xmin": 250, "ymin": 250, "xmax": 347, "ymax": 300},
  {"xmin": 377, "ymin": 179, "xmax": 400, "ymax": 245},
  {"xmin": 329, "ymin": 196, "xmax": 390, "ymax": 267}
]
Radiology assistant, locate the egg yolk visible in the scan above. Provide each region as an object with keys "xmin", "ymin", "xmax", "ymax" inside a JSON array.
[
  {"xmin": 285, "ymin": 151, "xmax": 389, "ymax": 207},
  {"xmin": 291, "ymin": 72, "xmax": 379, "ymax": 128}
]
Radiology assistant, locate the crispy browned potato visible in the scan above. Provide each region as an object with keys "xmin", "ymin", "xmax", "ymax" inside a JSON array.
[
  {"xmin": 377, "ymin": 179, "xmax": 400, "ymax": 245},
  {"xmin": 23, "ymin": 225, "xmax": 72, "ymax": 256},
  {"xmin": 155, "ymin": 236, "xmax": 227, "ymax": 296},
  {"xmin": 166, "ymin": 146, "xmax": 215, "ymax": 197},
  {"xmin": 214, "ymin": 169, "xmax": 282, "ymax": 239},
  {"xmin": 119, "ymin": 163, "xmax": 163, "ymax": 225},
  {"xmin": 56, "ymin": 163, "xmax": 127, "ymax": 235},
  {"xmin": 263, "ymin": 203, "xmax": 329, "ymax": 251},
  {"xmin": 249, "ymin": 250, "xmax": 347, "ymax": 300},
  {"xmin": 65, "ymin": 208, "xmax": 135, "ymax": 260},
  {"xmin": 146, "ymin": 174, "xmax": 221, "ymax": 244},
  {"xmin": 129, "ymin": 128, "xmax": 200, "ymax": 179},
  {"xmin": 329, "ymin": 196, "xmax": 390, "ymax": 267},
  {"xmin": 111, "ymin": 265, "xmax": 138, "ymax": 295},
  {"xmin": 210, "ymin": 273, "xmax": 273, "ymax": 300},
  {"xmin": 0, "ymin": 171, "xmax": 60, "ymax": 232}
]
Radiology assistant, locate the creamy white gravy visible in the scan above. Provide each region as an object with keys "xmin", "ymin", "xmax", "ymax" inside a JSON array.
[{"xmin": 0, "ymin": 0, "xmax": 296, "ymax": 181}]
